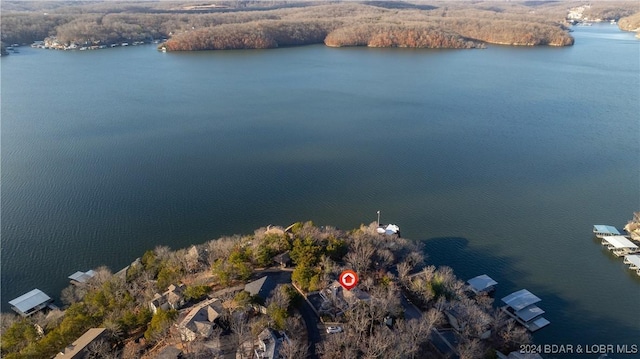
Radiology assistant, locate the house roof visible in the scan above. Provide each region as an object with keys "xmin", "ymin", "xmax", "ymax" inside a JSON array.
[
  {"xmin": 593, "ymin": 225, "xmax": 620, "ymax": 235},
  {"xmin": 54, "ymin": 328, "xmax": 106, "ymax": 358},
  {"xmin": 179, "ymin": 298, "xmax": 223, "ymax": 336},
  {"xmin": 467, "ymin": 274, "xmax": 498, "ymax": 293},
  {"xmin": 501, "ymin": 289, "xmax": 541, "ymax": 311},
  {"xmin": 257, "ymin": 328, "xmax": 287, "ymax": 359},
  {"xmin": 9, "ymin": 289, "xmax": 52, "ymax": 314},
  {"xmin": 245, "ymin": 276, "xmax": 276, "ymax": 299},
  {"xmin": 602, "ymin": 235, "xmax": 638, "ymax": 249}
]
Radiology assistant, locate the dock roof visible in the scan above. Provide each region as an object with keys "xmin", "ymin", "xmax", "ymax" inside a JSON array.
[
  {"xmin": 624, "ymin": 254, "xmax": 640, "ymax": 268},
  {"xmin": 9, "ymin": 289, "xmax": 52, "ymax": 314},
  {"xmin": 515, "ymin": 304, "xmax": 545, "ymax": 322},
  {"xmin": 502, "ymin": 289, "xmax": 541, "ymax": 311},
  {"xmin": 68, "ymin": 270, "xmax": 96, "ymax": 283},
  {"xmin": 602, "ymin": 236, "xmax": 638, "ymax": 249},
  {"xmin": 467, "ymin": 274, "xmax": 498, "ymax": 293},
  {"xmin": 593, "ymin": 225, "xmax": 620, "ymax": 235}
]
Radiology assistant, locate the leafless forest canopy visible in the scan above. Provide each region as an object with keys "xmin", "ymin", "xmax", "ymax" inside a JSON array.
[{"xmin": 1, "ymin": 1, "xmax": 639, "ymax": 51}]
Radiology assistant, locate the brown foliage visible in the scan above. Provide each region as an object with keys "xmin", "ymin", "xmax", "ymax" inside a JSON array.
[{"xmin": 1, "ymin": 1, "xmax": 589, "ymax": 50}]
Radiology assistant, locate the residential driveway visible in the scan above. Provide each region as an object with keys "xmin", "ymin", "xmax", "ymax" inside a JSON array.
[{"xmin": 298, "ymin": 295, "xmax": 321, "ymax": 359}]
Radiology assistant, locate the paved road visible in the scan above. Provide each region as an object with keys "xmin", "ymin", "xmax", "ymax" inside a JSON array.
[{"xmin": 298, "ymin": 295, "xmax": 321, "ymax": 359}]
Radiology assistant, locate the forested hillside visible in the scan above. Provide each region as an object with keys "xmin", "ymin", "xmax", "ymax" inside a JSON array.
[{"xmin": 1, "ymin": 1, "xmax": 638, "ymax": 51}]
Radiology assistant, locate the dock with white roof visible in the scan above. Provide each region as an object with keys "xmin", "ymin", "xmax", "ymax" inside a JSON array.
[
  {"xmin": 8, "ymin": 289, "xmax": 54, "ymax": 317},
  {"xmin": 601, "ymin": 235, "xmax": 639, "ymax": 257},
  {"xmin": 623, "ymin": 254, "xmax": 640, "ymax": 276},
  {"xmin": 466, "ymin": 274, "xmax": 498, "ymax": 295},
  {"xmin": 501, "ymin": 289, "xmax": 550, "ymax": 332}
]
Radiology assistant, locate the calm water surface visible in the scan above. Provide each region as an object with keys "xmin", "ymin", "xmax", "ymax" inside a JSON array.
[{"xmin": 2, "ymin": 24, "xmax": 638, "ymax": 354}]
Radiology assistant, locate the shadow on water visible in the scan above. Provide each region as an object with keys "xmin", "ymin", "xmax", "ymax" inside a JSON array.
[{"xmin": 421, "ymin": 237, "xmax": 640, "ymax": 359}]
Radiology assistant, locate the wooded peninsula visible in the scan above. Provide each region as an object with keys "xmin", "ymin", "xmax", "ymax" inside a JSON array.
[
  {"xmin": 1, "ymin": 1, "xmax": 639, "ymax": 54},
  {"xmin": 2, "ymin": 222, "xmax": 530, "ymax": 359}
]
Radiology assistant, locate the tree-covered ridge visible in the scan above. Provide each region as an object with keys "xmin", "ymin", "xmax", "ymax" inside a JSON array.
[
  {"xmin": 7, "ymin": 1, "xmax": 639, "ymax": 51},
  {"xmin": 1, "ymin": 221, "xmax": 531, "ymax": 358}
]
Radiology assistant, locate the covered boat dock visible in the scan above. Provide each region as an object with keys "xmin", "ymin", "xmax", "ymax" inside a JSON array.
[
  {"xmin": 466, "ymin": 274, "xmax": 498, "ymax": 295},
  {"xmin": 601, "ymin": 235, "xmax": 639, "ymax": 256},
  {"xmin": 8, "ymin": 289, "xmax": 54, "ymax": 317},
  {"xmin": 623, "ymin": 254, "xmax": 640, "ymax": 276},
  {"xmin": 501, "ymin": 289, "xmax": 550, "ymax": 332},
  {"xmin": 593, "ymin": 225, "xmax": 621, "ymax": 238}
]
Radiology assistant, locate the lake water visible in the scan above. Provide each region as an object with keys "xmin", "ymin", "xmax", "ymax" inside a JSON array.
[{"xmin": 2, "ymin": 24, "xmax": 638, "ymax": 354}]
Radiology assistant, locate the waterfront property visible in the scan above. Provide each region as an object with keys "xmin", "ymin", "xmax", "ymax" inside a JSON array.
[
  {"xmin": 178, "ymin": 297, "xmax": 224, "ymax": 342},
  {"xmin": 593, "ymin": 225, "xmax": 621, "ymax": 238},
  {"xmin": 149, "ymin": 283, "xmax": 186, "ymax": 314},
  {"xmin": 8, "ymin": 288, "xmax": 54, "ymax": 317},
  {"xmin": 501, "ymin": 289, "xmax": 550, "ymax": 332},
  {"xmin": 54, "ymin": 328, "xmax": 106, "ymax": 359},
  {"xmin": 601, "ymin": 236, "xmax": 639, "ymax": 257},
  {"xmin": 466, "ymin": 274, "xmax": 498, "ymax": 295}
]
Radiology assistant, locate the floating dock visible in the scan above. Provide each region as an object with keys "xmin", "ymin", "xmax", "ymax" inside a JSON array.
[
  {"xmin": 466, "ymin": 274, "xmax": 498, "ymax": 295},
  {"xmin": 601, "ymin": 236, "xmax": 639, "ymax": 257},
  {"xmin": 623, "ymin": 254, "xmax": 640, "ymax": 276},
  {"xmin": 593, "ymin": 225, "xmax": 622, "ymax": 238},
  {"xmin": 501, "ymin": 289, "xmax": 550, "ymax": 332}
]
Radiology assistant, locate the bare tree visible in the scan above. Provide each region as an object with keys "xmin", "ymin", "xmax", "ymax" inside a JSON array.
[
  {"xmin": 396, "ymin": 261, "xmax": 412, "ymax": 283},
  {"xmin": 360, "ymin": 327, "xmax": 397, "ymax": 359},
  {"xmin": 85, "ymin": 266, "xmax": 113, "ymax": 290},
  {"xmin": 228, "ymin": 310, "xmax": 252, "ymax": 359},
  {"xmin": 280, "ymin": 337, "xmax": 309, "ymax": 359},
  {"xmin": 60, "ymin": 284, "xmax": 86, "ymax": 305},
  {"xmin": 318, "ymin": 333, "xmax": 358, "ymax": 359},
  {"xmin": 85, "ymin": 339, "xmax": 120, "ymax": 359},
  {"xmin": 345, "ymin": 239, "xmax": 375, "ymax": 274},
  {"xmin": 457, "ymin": 338, "xmax": 483, "ymax": 359}
]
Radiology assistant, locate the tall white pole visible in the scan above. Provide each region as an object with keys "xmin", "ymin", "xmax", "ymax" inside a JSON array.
[{"xmin": 377, "ymin": 210, "xmax": 380, "ymax": 227}]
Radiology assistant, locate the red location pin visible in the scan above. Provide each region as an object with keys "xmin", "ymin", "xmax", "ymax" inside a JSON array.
[{"xmin": 339, "ymin": 270, "xmax": 359, "ymax": 291}]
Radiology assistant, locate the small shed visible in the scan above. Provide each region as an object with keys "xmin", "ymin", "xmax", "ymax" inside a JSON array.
[{"xmin": 9, "ymin": 289, "xmax": 53, "ymax": 317}]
